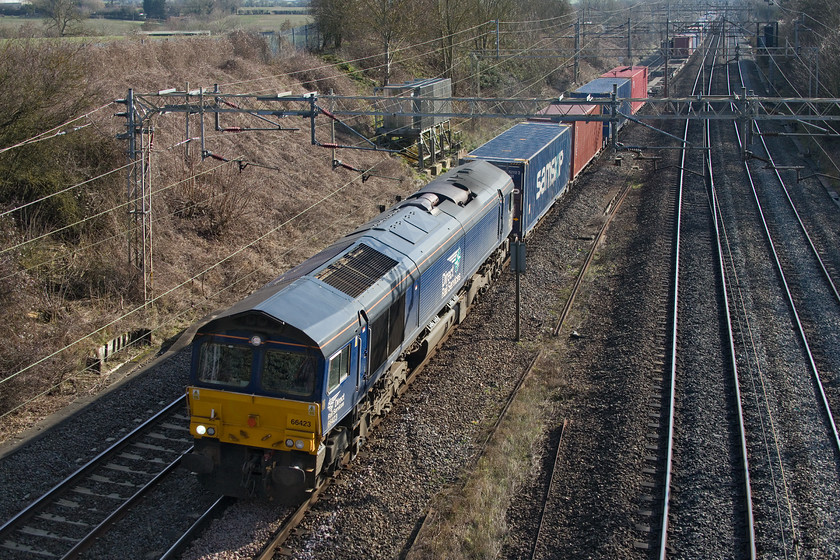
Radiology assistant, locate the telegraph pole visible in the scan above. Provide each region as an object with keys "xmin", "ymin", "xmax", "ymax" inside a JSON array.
[
  {"xmin": 574, "ymin": 19, "xmax": 580, "ymax": 83},
  {"xmin": 664, "ymin": 13, "xmax": 670, "ymax": 98}
]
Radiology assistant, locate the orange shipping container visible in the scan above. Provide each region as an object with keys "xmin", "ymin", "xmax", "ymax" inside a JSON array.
[
  {"xmin": 531, "ymin": 102, "xmax": 602, "ymax": 178},
  {"xmin": 601, "ymin": 66, "xmax": 648, "ymax": 114}
]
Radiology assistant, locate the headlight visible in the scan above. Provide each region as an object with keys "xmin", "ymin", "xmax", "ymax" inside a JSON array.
[
  {"xmin": 286, "ymin": 439, "xmax": 295, "ymax": 448},
  {"xmin": 295, "ymin": 440, "xmax": 305, "ymax": 450},
  {"xmin": 207, "ymin": 427, "xmax": 216, "ymax": 436},
  {"xmin": 196, "ymin": 425, "xmax": 207, "ymax": 435}
]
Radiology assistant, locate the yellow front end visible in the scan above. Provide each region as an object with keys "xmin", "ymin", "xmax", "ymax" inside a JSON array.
[{"xmin": 186, "ymin": 386, "xmax": 321, "ymax": 453}]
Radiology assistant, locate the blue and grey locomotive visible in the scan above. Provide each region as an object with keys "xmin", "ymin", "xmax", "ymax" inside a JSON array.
[
  {"xmin": 182, "ymin": 63, "xmax": 653, "ymax": 501},
  {"xmin": 182, "ymin": 161, "xmax": 514, "ymax": 501}
]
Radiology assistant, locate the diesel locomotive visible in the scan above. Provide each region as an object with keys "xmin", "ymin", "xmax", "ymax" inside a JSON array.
[{"xmin": 182, "ymin": 161, "xmax": 515, "ymax": 501}]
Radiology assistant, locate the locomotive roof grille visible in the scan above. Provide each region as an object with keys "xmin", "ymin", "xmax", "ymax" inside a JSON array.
[{"xmin": 315, "ymin": 243, "xmax": 398, "ymax": 298}]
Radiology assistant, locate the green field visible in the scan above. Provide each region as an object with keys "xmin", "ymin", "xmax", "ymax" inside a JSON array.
[
  {"xmin": 226, "ymin": 13, "xmax": 312, "ymax": 32},
  {"xmin": 0, "ymin": 13, "xmax": 312, "ymax": 38},
  {"xmin": 0, "ymin": 16, "xmax": 144, "ymax": 37}
]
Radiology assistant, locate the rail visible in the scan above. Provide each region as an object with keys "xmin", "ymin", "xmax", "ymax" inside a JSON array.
[
  {"xmin": 0, "ymin": 397, "xmax": 192, "ymax": 559},
  {"xmin": 734, "ymin": 68, "xmax": 840, "ymax": 462},
  {"xmin": 709, "ymin": 37, "xmax": 756, "ymax": 556}
]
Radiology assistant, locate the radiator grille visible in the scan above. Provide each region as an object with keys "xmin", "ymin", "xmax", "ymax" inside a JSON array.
[{"xmin": 315, "ymin": 244, "xmax": 398, "ymax": 298}]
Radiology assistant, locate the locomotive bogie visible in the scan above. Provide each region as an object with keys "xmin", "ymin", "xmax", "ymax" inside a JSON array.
[{"xmin": 187, "ymin": 438, "xmax": 320, "ymax": 502}]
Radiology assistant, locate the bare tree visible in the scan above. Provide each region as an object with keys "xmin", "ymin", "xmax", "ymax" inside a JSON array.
[
  {"xmin": 349, "ymin": 0, "xmax": 413, "ymax": 85},
  {"xmin": 311, "ymin": 0, "xmax": 348, "ymax": 49},
  {"xmin": 31, "ymin": 0, "xmax": 83, "ymax": 37}
]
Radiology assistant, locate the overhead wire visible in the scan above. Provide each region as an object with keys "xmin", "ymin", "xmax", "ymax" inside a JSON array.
[
  {"xmin": 1, "ymin": 3, "xmax": 651, "ymax": 253},
  {"xmin": 0, "ymin": 97, "xmax": 384, "ymax": 278},
  {"xmin": 752, "ymin": 45, "xmax": 840, "ymax": 176},
  {"xmin": 0, "ymin": 101, "xmax": 115, "ymax": 156},
  {"xmin": 2, "ymin": 4, "xmax": 675, "ymax": 412},
  {"xmin": 218, "ymin": 20, "xmax": 496, "ymax": 91},
  {"xmin": 0, "ymin": 124, "xmax": 293, "ymax": 257},
  {"xmin": 0, "ymin": 161, "xmax": 134, "ymax": 221},
  {"xmin": 0, "ymin": 158, "xmax": 233, "ymax": 257},
  {"xmin": 772, "ymin": 2, "xmax": 835, "ymax": 37},
  {"xmin": 0, "ymin": 223, "xmax": 337, "ymax": 420},
  {"xmin": 0, "ymin": 125, "xmax": 335, "ymax": 284},
  {"xmin": 3, "ymin": 18, "xmax": 520, "ymax": 401},
  {"xmin": 0, "ymin": 158, "xmax": 389, "ymax": 391},
  {"xmin": 445, "ymin": 12, "xmax": 617, "ymax": 145}
]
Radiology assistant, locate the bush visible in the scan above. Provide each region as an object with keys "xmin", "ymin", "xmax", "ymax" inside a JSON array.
[{"xmin": 0, "ymin": 40, "xmax": 122, "ymax": 241}]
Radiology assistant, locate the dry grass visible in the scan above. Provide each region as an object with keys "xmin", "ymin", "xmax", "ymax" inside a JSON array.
[
  {"xmin": 407, "ymin": 354, "xmax": 562, "ymax": 559},
  {"xmin": 0, "ymin": 36, "xmax": 420, "ymax": 443}
]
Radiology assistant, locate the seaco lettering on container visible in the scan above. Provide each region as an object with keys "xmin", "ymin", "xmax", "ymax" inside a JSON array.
[{"xmin": 536, "ymin": 151, "xmax": 564, "ymax": 200}]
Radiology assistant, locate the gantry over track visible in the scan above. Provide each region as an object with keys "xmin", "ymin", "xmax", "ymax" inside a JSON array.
[
  {"xmin": 123, "ymin": 90, "xmax": 840, "ymax": 127},
  {"xmin": 116, "ymin": 88, "xmax": 840, "ymax": 305}
]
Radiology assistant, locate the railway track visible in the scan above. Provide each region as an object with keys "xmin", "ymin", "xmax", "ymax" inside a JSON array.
[
  {"xmin": 528, "ymin": 418, "xmax": 569, "ymax": 559},
  {"xmin": 8, "ymin": 19, "xmax": 838, "ymax": 560},
  {"xmin": 262, "ymin": 21, "xmax": 840, "ymax": 559},
  {"xmin": 245, "ymin": 310, "xmax": 481, "ymax": 560},
  {"xmin": 741, "ymin": 94, "xmax": 840, "ymax": 455},
  {"xmin": 500, "ymin": 178, "xmax": 638, "ymax": 559},
  {"xmin": 659, "ymin": 27, "xmax": 756, "ymax": 558},
  {"xmin": 388, "ymin": 144, "xmax": 640, "ymax": 560},
  {"xmin": 613, "ymin": 26, "xmax": 759, "ymax": 559},
  {"xmin": 692, "ymin": 32, "xmax": 840, "ymax": 556},
  {"xmin": 0, "ymin": 397, "xmax": 193, "ymax": 559},
  {"xmin": 733, "ymin": 44, "xmax": 840, "ymax": 467},
  {"xmin": 158, "ymin": 496, "xmax": 232, "ymax": 559}
]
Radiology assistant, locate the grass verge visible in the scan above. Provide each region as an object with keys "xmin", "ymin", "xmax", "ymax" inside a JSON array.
[{"xmin": 407, "ymin": 350, "xmax": 564, "ymax": 559}]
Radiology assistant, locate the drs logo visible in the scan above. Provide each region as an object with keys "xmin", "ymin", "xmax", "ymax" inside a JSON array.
[{"xmin": 441, "ymin": 247, "xmax": 463, "ymax": 298}]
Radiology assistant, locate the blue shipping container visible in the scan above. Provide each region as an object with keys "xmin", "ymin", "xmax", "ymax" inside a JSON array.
[
  {"xmin": 570, "ymin": 77, "xmax": 632, "ymax": 141},
  {"xmin": 463, "ymin": 122, "xmax": 572, "ymax": 238}
]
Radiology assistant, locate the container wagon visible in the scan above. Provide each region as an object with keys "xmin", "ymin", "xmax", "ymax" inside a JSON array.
[
  {"xmin": 569, "ymin": 77, "xmax": 632, "ymax": 142},
  {"xmin": 530, "ymin": 102, "xmax": 602, "ymax": 178},
  {"xmin": 462, "ymin": 122, "xmax": 572, "ymax": 239},
  {"xmin": 600, "ymin": 66, "xmax": 648, "ymax": 114},
  {"xmin": 672, "ymin": 35, "xmax": 696, "ymax": 57}
]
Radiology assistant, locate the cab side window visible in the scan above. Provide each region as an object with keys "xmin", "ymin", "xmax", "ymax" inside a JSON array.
[
  {"xmin": 327, "ymin": 344, "xmax": 350, "ymax": 393},
  {"xmin": 368, "ymin": 294, "xmax": 407, "ymax": 375}
]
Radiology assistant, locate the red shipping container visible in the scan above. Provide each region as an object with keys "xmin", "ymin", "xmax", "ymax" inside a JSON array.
[
  {"xmin": 531, "ymin": 102, "xmax": 602, "ymax": 178},
  {"xmin": 672, "ymin": 35, "xmax": 693, "ymax": 58},
  {"xmin": 601, "ymin": 66, "xmax": 648, "ymax": 113}
]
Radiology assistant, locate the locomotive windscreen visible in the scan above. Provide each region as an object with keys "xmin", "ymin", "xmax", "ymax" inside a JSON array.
[
  {"xmin": 197, "ymin": 343, "xmax": 252, "ymax": 387},
  {"xmin": 262, "ymin": 349, "xmax": 316, "ymax": 396},
  {"xmin": 195, "ymin": 337, "xmax": 318, "ymax": 398}
]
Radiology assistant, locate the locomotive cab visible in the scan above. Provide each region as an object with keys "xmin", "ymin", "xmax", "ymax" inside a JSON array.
[{"xmin": 182, "ymin": 308, "xmax": 354, "ymax": 502}]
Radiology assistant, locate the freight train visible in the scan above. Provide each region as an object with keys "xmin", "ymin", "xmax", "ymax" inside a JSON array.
[{"xmin": 181, "ymin": 65, "xmax": 651, "ymax": 502}]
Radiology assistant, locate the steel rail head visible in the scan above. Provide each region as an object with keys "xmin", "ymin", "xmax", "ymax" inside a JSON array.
[
  {"xmin": 157, "ymin": 495, "xmax": 233, "ymax": 560},
  {"xmin": 0, "ymin": 396, "xmax": 185, "ymax": 539}
]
